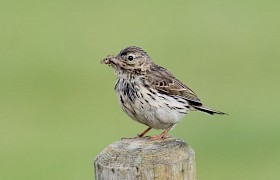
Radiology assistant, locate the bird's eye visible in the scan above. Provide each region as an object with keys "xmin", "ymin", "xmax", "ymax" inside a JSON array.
[{"xmin": 127, "ymin": 56, "xmax": 134, "ymax": 61}]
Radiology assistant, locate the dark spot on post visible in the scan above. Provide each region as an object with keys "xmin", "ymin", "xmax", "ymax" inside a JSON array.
[{"xmin": 112, "ymin": 168, "xmax": 115, "ymax": 173}]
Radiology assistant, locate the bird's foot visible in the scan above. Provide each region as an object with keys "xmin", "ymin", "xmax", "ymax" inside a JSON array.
[
  {"xmin": 149, "ymin": 131, "xmax": 170, "ymax": 141},
  {"xmin": 149, "ymin": 125, "xmax": 174, "ymax": 141},
  {"xmin": 149, "ymin": 134, "xmax": 165, "ymax": 141}
]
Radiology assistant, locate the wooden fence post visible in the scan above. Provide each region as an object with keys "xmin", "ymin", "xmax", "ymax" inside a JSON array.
[{"xmin": 94, "ymin": 137, "xmax": 196, "ymax": 180}]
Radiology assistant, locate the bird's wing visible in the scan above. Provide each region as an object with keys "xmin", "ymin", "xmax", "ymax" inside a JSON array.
[{"xmin": 145, "ymin": 65, "xmax": 202, "ymax": 106}]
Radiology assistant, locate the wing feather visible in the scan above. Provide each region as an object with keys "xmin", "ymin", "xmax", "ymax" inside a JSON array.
[{"xmin": 145, "ymin": 65, "xmax": 202, "ymax": 105}]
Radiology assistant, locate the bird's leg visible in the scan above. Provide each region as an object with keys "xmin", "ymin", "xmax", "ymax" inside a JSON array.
[
  {"xmin": 137, "ymin": 127, "xmax": 152, "ymax": 137},
  {"xmin": 150, "ymin": 125, "xmax": 174, "ymax": 141},
  {"xmin": 121, "ymin": 127, "xmax": 152, "ymax": 140}
]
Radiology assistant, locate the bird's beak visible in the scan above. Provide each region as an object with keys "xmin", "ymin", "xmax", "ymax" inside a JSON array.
[{"xmin": 101, "ymin": 55, "xmax": 116, "ymax": 65}]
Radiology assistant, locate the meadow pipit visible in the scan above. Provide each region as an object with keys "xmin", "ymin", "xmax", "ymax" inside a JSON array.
[{"xmin": 102, "ymin": 46, "xmax": 226, "ymax": 140}]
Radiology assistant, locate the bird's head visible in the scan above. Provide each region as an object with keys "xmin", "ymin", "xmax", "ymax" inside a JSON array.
[{"xmin": 102, "ymin": 46, "xmax": 152, "ymax": 75}]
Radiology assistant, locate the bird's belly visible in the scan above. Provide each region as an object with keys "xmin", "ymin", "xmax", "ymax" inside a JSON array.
[
  {"xmin": 117, "ymin": 84, "xmax": 190, "ymax": 129},
  {"xmin": 134, "ymin": 92, "xmax": 189, "ymax": 129}
]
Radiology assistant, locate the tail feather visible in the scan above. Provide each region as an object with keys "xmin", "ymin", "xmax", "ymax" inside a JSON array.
[{"xmin": 193, "ymin": 105, "xmax": 227, "ymax": 115}]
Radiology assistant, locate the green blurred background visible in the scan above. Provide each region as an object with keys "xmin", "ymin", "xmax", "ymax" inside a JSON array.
[{"xmin": 1, "ymin": 0, "xmax": 279, "ymax": 179}]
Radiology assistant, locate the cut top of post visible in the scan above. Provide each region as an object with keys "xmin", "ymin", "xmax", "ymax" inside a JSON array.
[{"xmin": 94, "ymin": 137, "xmax": 196, "ymax": 180}]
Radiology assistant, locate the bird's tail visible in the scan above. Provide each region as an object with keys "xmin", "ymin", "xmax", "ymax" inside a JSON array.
[{"xmin": 193, "ymin": 105, "xmax": 227, "ymax": 115}]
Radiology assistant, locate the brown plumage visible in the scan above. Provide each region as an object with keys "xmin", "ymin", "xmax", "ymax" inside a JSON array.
[
  {"xmin": 145, "ymin": 64, "xmax": 225, "ymax": 115},
  {"xmin": 102, "ymin": 46, "xmax": 226, "ymax": 140}
]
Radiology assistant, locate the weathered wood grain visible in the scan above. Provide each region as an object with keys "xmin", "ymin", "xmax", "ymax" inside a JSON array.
[{"xmin": 94, "ymin": 137, "xmax": 196, "ymax": 180}]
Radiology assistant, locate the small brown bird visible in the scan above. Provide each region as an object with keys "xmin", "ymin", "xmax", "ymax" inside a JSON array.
[{"xmin": 102, "ymin": 46, "xmax": 226, "ymax": 140}]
